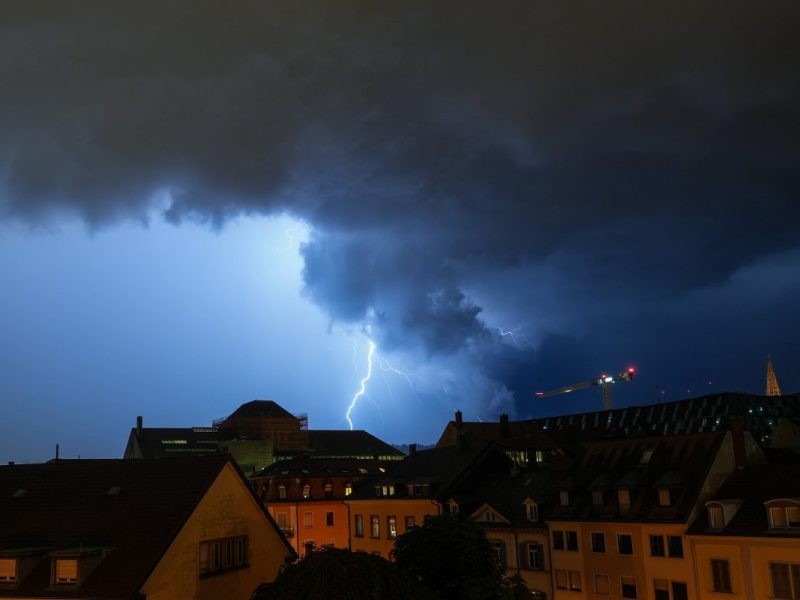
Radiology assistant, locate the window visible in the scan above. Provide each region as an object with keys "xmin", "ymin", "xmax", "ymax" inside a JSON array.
[
  {"xmin": 569, "ymin": 570, "xmax": 582, "ymax": 591},
  {"xmin": 594, "ymin": 573, "xmax": 610, "ymax": 596},
  {"xmin": 711, "ymin": 558, "xmax": 732, "ymax": 593},
  {"xmin": 484, "ymin": 511, "xmax": 496, "ymax": 522},
  {"xmin": 553, "ymin": 530, "xmax": 564, "ymax": 550},
  {"xmin": 769, "ymin": 563, "xmax": 800, "ymax": 599},
  {"xmin": 490, "ymin": 541, "xmax": 506, "ymax": 567},
  {"xmin": 404, "ymin": 515, "xmax": 415, "ymax": 530},
  {"xmin": 591, "ymin": 532, "xmax": 606, "ymax": 553},
  {"xmin": 592, "ymin": 491, "xmax": 604, "ymax": 506},
  {"xmin": 303, "ymin": 511, "xmax": 313, "ymax": 528},
  {"xmin": 667, "ymin": 535, "xmax": 683, "ymax": 558},
  {"xmin": 302, "ymin": 484, "xmax": 311, "ymax": 499},
  {"xmin": 770, "ymin": 506, "xmax": 800, "ymax": 529},
  {"xmin": 344, "ymin": 483, "xmax": 352, "ymax": 496},
  {"xmin": 640, "ymin": 448, "xmax": 654, "ymax": 464},
  {"xmin": 650, "ymin": 535, "xmax": 665, "ymax": 557},
  {"xmin": 387, "ymin": 516, "xmax": 397, "ymax": 539},
  {"xmin": 370, "ymin": 515, "xmax": 380, "ymax": 538},
  {"xmin": 654, "ymin": 579, "xmax": 669, "ymax": 600},
  {"xmin": 672, "ymin": 582, "xmax": 689, "ymax": 600},
  {"xmin": 566, "ymin": 530, "xmax": 578, "ymax": 551},
  {"xmin": 618, "ymin": 489, "xmax": 631, "ymax": 515},
  {"xmin": 525, "ymin": 501, "xmax": 538, "ymax": 522},
  {"xmin": 556, "ymin": 570, "xmax": 568, "ymax": 590},
  {"xmin": 526, "ymin": 543, "xmax": 542, "ymax": 570},
  {"xmin": 326, "ymin": 511, "xmax": 334, "ymax": 527},
  {"xmin": 535, "ymin": 450, "xmax": 545, "ymax": 463},
  {"xmin": 618, "ymin": 533, "xmax": 633, "ymax": 555},
  {"xmin": 0, "ymin": 559, "xmax": 16, "ymax": 583},
  {"xmin": 355, "ymin": 514, "xmax": 364, "ymax": 537},
  {"xmin": 199, "ymin": 536, "xmax": 248, "ymax": 577},
  {"xmin": 324, "ymin": 483, "xmax": 333, "ymax": 499},
  {"xmin": 708, "ymin": 505, "xmax": 724, "ymax": 528},
  {"xmin": 54, "ymin": 559, "xmax": 78, "ymax": 585},
  {"xmin": 621, "ymin": 576, "xmax": 637, "ymax": 599},
  {"xmin": 559, "ymin": 490, "xmax": 570, "ymax": 506},
  {"xmin": 658, "ymin": 489, "xmax": 671, "ymax": 507},
  {"xmin": 276, "ymin": 512, "xmax": 288, "ymax": 530},
  {"xmin": 278, "ymin": 485, "xmax": 286, "ymax": 499}
]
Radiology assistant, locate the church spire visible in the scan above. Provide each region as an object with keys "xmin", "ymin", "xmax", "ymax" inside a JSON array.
[{"xmin": 766, "ymin": 356, "xmax": 782, "ymax": 396}]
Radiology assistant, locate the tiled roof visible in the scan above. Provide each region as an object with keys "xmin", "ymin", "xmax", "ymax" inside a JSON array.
[
  {"xmin": 548, "ymin": 431, "xmax": 725, "ymax": 522},
  {"xmin": 0, "ymin": 456, "xmax": 231, "ymax": 599},
  {"xmin": 687, "ymin": 462, "xmax": 800, "ymax": 537},
  {"xmin": 436, "ymin": 421, "xmax": 566, "ymax": 451},
  {"xmin": 252, "ymin": 456, "xmax": 388, "ymax": 479},
  {"xmin": 304, "ymin": 430, "xmax": 404, "ymax": 459}
]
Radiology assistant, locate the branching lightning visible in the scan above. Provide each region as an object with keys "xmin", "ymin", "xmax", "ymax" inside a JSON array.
[
  {"xmin": 498, "ymin": 326, "xmax": 531, "ymax": 349},
  {"xmin": 346, "ymin": 339, "xmax": 376, "ymax": 430}
]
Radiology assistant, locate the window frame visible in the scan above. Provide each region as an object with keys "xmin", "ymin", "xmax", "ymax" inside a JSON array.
[
  {"xmin": 617, "ymin": 533, "xmax": 634, "ymax": 555},
  {"xmin": 621, "ymin": 576, "xmax": 638, "ymax": 599},
  {"xmin": 711, "ymin": 558, "xmax": 733, "ymax": 594},
  {"xmin": 591, "ymin": 532, "xmax": 607, "ymax": 553}
]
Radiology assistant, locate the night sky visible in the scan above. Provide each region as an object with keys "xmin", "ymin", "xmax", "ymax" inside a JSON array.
[{"xmin": 2, "ymin": 2, "xmax": 799, "ymax": 464}]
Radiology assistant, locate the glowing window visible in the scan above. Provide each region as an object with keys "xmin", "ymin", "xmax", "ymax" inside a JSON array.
[
  {"xmin": 0, "ymin": 559, "xmax": 16, "ymax": 583},
  {"xmin": 302, "ymin": 485, "xmax": 311, "ymax": 499},
  {"xmin": 344, "ymin": 483, "xmax": 352, "ymax": 496},
  {"xmin": 54, "ymin": 559, "xmax": 78, "ymax": 585}
]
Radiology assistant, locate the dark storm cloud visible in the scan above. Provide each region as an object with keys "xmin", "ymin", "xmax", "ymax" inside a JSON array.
[{"xmin": 2, "ymin": 1, "xmax": 800, "ymax": 410}]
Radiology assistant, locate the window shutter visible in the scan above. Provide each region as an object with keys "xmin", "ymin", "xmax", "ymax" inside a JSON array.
[
  {"xmin": 537, "ymin": 544, "xmax": 545, "ymax": 570},
  {"xmin": 519, "ymin": 543, "xmax": 528, "ymax": 569},
  {"xmin": 499, "ymin": 543, "xmax": 507, "ymax": 567}
]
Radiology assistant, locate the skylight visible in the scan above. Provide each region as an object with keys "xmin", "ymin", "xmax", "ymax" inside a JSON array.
[{"xmin": 640, "ymin": 449, "xmax": 654, "ymax": 464}]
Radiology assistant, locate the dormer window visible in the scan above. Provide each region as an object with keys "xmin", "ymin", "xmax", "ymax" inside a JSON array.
[
  {"xmin": 0, "ymin": 559, "xmax": 16, "ymax": 584},
  {"xmin": 640, "ymin": 449, "xmax": 654, "ymax": 464},
  {"xmin": 658, "ymin": 489, "xmax": 671, "ymax": 507},
  {"xmin": 618, "ymin": 489, "xmax": 631, "ymax": 515},
  {"xmin": 302, "ymin": 485, "xmax": 311, "ymax": 499},
  {"xmin": 525, "ymin": 500, "xmax": 539, "ymax": 522},
  {"xmin": 708, "ymin": 505, "xmax": 724, "ymax": 529},
  {"xmin": 54, "ymin": 559, "xmax": 78, "ymax": 585},
  {"xmin": 592, "ymin": 491, "xmax": 604, "ymax": 507},
  {"xmin": 278, "ymin": 485, "xmax": 286, "ymax": 499},
  {"xmin": 324, "ymin": 483, "xmax": 333, "ymax": 499},
  {"xmin": 559, "ymin": 490, "xmax": 570, "ymax": 506},
  {"xmin": 766, "ymin": 501, "xmax": 800, "ymax": 529},
  {"xmin": 344, "ymin": 483, "xmax": 352, "ymax": 496}
]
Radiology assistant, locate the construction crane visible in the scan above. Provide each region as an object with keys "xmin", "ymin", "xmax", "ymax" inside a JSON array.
[{"xmin": 535, "ymin": 367, "xmax": 636, "ymax": 410}]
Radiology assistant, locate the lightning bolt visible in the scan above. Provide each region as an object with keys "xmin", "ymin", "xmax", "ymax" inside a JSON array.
[
  {"xmin": 498, "ymin": 327, "xmax": 531, "ymax": 348},
  {"xmin": 346, "ymin": 339, "xmax": 376, "ymax": 430}
]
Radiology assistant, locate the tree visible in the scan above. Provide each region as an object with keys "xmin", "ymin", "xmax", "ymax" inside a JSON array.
[
  {"xmin": 394, "ymin": 512, "xmax": 505, "ymax": 600},
  {"xmin": 252, "ymin": 547, "xmax": 436, "ymax": 600}
]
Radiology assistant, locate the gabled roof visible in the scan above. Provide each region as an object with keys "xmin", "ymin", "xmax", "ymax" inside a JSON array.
[
  {"xmin": 687, "ymin": 462, "xmax": 800, "ymax": 537},
  {"xmin": 548, "ymin": 431, "xmax": 725, "ymax": 523},
  {"xmin": 252, "ymin": 456, "xmax": 388, "ymax": 479},
  {"xmin": 0, "ymin": 456, "xmax": 280, "ymax": 598},
  {"xmin": 304, "ymin": 430, "xmax": 404, "ymax": 459},
  {"xmin": 436, "ymin": 420, "xmax": 566, "ymax": 452}
]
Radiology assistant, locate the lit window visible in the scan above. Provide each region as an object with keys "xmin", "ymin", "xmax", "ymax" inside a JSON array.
[
  {"xmin": 0, "ymin": 559, "xmax": 16, "ymax": 583},
  {"xmin": 658, "ymin": 489, "xmax": 671, "ymax": 507},
  {"xmin": 54, "ymin": 559, "xmax": 78, "ymax": 585},
  {"xmin": 525, "ymin": 502, "xmax": 538, "ymax": 522},
  {"xmin": 344, "ymin": 483, "xmax": 352, "ymax": 496},
  {"xmin": 370, "ymin": 515, "xmax": 380, "ymax": 538},
  {"xmin": 708, "ymin": 505, "xmax": 724, "ymax": 529},
  {"xmin": 621, "ymin": 576, "xmax": 637, "ymax": 599},
  {"xmin": 535, "ymin": 450, "xmax": 545, "ymax": 463},
  {"xmin": 594, "ymin": 573, "xmax": 610, "ymax": 596},
  {"xmin": 618, "ymin": 489, "xmax": 631, "ymax": 515},
  {"xmin": 302, "ymin": 485, "xmax": 311, "ymax": 499},
  {"xmin": 387, "ymin": 516, "xmax": 397, "ymax": 539}
]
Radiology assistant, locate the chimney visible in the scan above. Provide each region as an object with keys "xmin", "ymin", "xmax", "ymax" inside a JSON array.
[
  {"xmin": 500, "ymin": 413, "xmax": 510, "ymax": 437},
  {"xmin": 455, "ymin": 410, "xmax": 463, "ymax": 429},
  {"xmin": 731, "ymin": 418, "xmax": 746, "ymax": 469},
  {"xmin": 136, "ymin": 416, "xmax": 143, "ymax": 439},
  {"xmin": 55, "ymin": 444, "xmax": 60, "ymax": 461},
  {"xmin": 409, "ymin": 443, "xmax": 417, "ymax": 457}
]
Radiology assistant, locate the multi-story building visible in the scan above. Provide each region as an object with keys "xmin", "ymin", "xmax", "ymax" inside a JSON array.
[
  {"xmin": 0, "ymin": 456, "xmax": 294, "ymax": 600},
  {"xmin": 251, "ymin": 456, "xmax": 389, "ymax": 557},
  {"xmin": 546, "ymin": 425, "xmax": 766, "ymax": 600},
  {"xmin": 687, "ymin": 462, "xmax": 800, "ymax": 599}
]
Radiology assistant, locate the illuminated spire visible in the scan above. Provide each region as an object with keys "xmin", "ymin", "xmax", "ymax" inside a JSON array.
[{"xmin": 766, "ymin": 356, "xmax": 782, "ymax": 396}]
